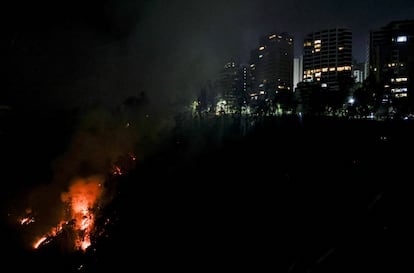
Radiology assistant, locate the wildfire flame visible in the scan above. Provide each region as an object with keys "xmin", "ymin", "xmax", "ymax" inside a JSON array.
[
  {"xmin": 60, "ymin": 176, "xmax": 103, "ymax": 251},
  {"xmin": 33, "ymin": 236, "xmax": 47, "ymax": 249},
  {"xmin": 19, "ymin": 208, "xmax": 35, "ymax": 226},
  {"xmin": 30, "ymin": 176, "xmax": 104, "ymax": 252},
  {"xmin": 25, "ymin": 152, "xmax": 136, "ymax": 253}
]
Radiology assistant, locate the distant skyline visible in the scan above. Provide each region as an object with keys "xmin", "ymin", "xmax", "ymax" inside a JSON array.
[
  {"xmin": 234, "ymin": 1, "xmax": 414, "ymax": 63},
  {"xmin": 4, "ymin": 0, "xmax": 414, "ymax": 110}
]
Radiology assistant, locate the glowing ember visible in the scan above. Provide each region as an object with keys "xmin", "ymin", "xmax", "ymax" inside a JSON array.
[
  {"xmin": 112, "ymin": 165, "xmax": 123, "ymax": 176},
  {"xmin": 129, "ymin": 153, "xmax": 136, "ymax": 161},
  {"xmin": 20, "ymin": 217, "xmax": 35, "ymax": 225},
  {"xmin": 111, "ymin": 152, "xmax": 137, "ymax": 176}
]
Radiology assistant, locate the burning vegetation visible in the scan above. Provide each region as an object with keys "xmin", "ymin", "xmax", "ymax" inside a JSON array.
[
  {"xmin": 33, "ymin": 176, "xmax": 104, "ymax": 251},
  {"xmin": 19, "ymin": 153, "xmax": 136, "ymax": 254},
  {"xmin": 13, "ymin": 107, "xmax": 143, "ymax": 255},
  {"xmin": 8, "ymin": 102, "xmax": 170, "ymax": 273}
]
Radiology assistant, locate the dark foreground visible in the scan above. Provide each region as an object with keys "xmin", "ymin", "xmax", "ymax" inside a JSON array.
[{"xmin": 2, "ymin": 114, "xmax": 414, "ymax": 272}]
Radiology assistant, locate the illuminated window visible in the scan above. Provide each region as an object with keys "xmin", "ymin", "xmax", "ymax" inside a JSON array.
[
  {"xmin": 304, "ymin": 41, "xmax": 312, "ymax": 47},
  {"xmin": 338, "ymin": 47, "xmax": 344, "ymax": 51},
  {"xmin": 395, "ymin": 93, "xmax": 408, "ymax": 98},
  {"xmin": 259, "ymin": 54, "xmax": 263, "ymax": 58},
  {"xmin": 391, "ymin": 87, "xmax": 408, "ymax": 93},
  {"xmin": 397, "ymin": 36, "xmax": 407, "ymax": 42},
  {"xmin": 269, "ymin": 34, "xmax": 276, "ymax": 39},
  {"xmin": 396, "ymin": 77, "xmax": 408, "ymax": 82},
  {"xmin": 314, "ymin": 39, "xmax": 321, "ymax": 44},
  {"xmin": 259, "ymin": 46, "xmax": 265, "ymax": 51},
  {"xmin": 315, "ymin": 48, "xmax": 321, "ymax": 52}
]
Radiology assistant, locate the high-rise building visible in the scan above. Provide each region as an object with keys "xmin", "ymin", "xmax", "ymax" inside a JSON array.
[
  {"xmin": 293, "ymin": 56, "xmax": 303, "ymax": 90},
  {"xmin": 216, "ymin": 61, "xmax": 240, "ymax": 113},
  {"xmin": 303, "ymin": 28, "xmax": 352, "ymax": 91},
  {"xmin": 215, "ymin": 61, "xmax": 251, "ymax": 114},
  {"xmin": 249, "ymin": 32, "xmax": 294, "ymax": 100},
  {"xmin": 369, "ymin": 20, "xmax": 414, "ymax": 112}
]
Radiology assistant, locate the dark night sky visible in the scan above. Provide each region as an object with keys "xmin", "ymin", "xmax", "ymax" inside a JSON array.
[{"xmin": 3, "ymin": 0, "xmax": 414, "ymax": 112}]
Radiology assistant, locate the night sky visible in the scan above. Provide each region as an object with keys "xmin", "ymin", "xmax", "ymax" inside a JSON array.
[{"xmin": 3, "ymin": 0, "xmax": 414, "ymax": 112}]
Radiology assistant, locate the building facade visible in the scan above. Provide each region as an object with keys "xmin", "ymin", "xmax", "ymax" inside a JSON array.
[
  {"xmin": 303, "ymin": 28, "xmax": 353, "ymax": 91},
  {"xmin": 249, "ymin": 32, "xmax": 294, "ymax": 101},
  {"xmin": 215, "ymin": 61, "xmax": 253, "ymax": 115},
  {"xmin": 369, "ymin": 20, "xmax": 414, "ymax": 116}
]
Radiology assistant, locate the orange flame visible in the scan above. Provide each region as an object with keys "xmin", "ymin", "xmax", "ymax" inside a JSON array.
[
  {"xmin": 60, "ymin": 176, "xmax": 103, "ymax": 251},
  {"xmin": 29, "ymin": 152, "xmax": 136, "ymax": 252},
  {"xmin": 20, "ymin": 217, "xmax": 35, "ymax": 225},
  {"xmin": 31, "ymin": 176, "xmax": 104, "ymax": 251},
  {"xmin": 33, "ymin": 236, "xmax": 47, "ymax": 249}
]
